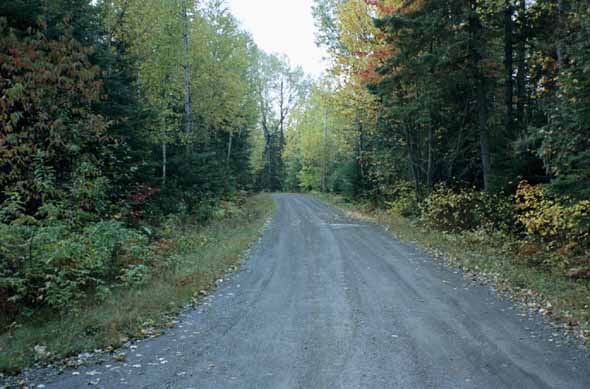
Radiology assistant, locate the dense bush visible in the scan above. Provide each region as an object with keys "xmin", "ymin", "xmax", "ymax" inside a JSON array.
[
  {"xmin": 370, "ymin": 180, "xmax": 590, "ymax": 277},
  {"xmin": 0, "ymin": 17, "xmax": 112, "ymax": 215},
  {"xmin": 515, "ymin": 182, "xmax": 590, "ymax": 253},
  {"xmin": 0, "ymin": 194, "xmax": 249, "ymax": 325},
  {"xmin": 0, "ymin": 214, "xmax": 155, "ymax": 321},
  {"xmin": 384, "ymin": 181, "xmax": 419, "ymax": 218},
  {"xmin": 420, "ymin": 185, "xmax": 514, "ymax": 232}
]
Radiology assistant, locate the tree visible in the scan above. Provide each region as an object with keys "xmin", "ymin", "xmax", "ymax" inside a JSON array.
[
  {"xmin": 304, "ymin": 0, "xmax": 589, "ymax": 204},
  {"xmin": 0, "ymin": 2, "xmax": 115, "ymax": 216},
  {"xmin": 181, "ymin": 0, "xmax": 194, "ymax": 141},
  {"xmin": 255, "ymin": 53, "xmax": 307, "ymax": 191}
]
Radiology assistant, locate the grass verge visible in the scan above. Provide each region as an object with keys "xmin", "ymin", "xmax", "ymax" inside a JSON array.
[
  {"xmin": 313, "ymin": 192, "xmax": 590, "ymax": 343},
  {"xmin": 0, "ymin": 194, "xmax": 275, "ymax": 374}
]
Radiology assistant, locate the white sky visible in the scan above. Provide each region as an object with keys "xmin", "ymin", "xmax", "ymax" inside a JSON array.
[{"xmin": 226, "ymin": 0, "xmax": 327, "ymax": 77}]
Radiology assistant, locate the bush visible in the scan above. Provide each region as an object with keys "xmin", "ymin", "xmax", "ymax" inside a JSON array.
[
  {"xmin": 515, "ymin": 181, "xmax": 590, "ymax": 253},
  {"xmin": 420, "ymin": 185, "xmax": 514, "ymax": 232},
  {"xmin": 384, "ymin": 181, "xmax": 419, "ymax": 218},
  {"xmin": 0, "ymin": 211, "xmax": 155, "ymax": 322}
]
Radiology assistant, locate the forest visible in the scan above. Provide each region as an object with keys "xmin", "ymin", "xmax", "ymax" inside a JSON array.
[
  {"xmin": 1, "ymin": 0, "xmax": 590, "ymax": 374},
  {"xmin": 0, "ymin": 0, "xmax": 300, "ymax": 370},
  {"xmin": 284, "ymin": 0, "xmax": 590, "ymax": 277}
]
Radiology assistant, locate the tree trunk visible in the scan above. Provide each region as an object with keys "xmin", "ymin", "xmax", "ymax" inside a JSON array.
[
  {"xmin": 426, "ymin": 58, "xmax": 435, "ymax": 193},
  {"xmin": 162, "ymin": 142, "xmax": 167, "ymax": 185},
  {"xmin": 403, "ymin": 124, "xmax": 421, "ymax": 201},
  {"xmin": 504, "ymin": 0, "xmax": 514, "ymax": 135},
  {"xmin": 556, "ymin": 0, "xmax": 564, "ymax": 70},
  {"xmin": 105, "ymin": 0, "xmax": 113, "ymax": 76},
  {"xmin": 427, "ymin": 122, "xmax": 434, "ymax": 192},
  {"xmin": 470, "ymin": 0, "xmax": 492, "ymax": 192},
  {"xmin": 356, "ymin": 115, "xmax": 365, "ymax": 181},
  {"xmin": 322, "ymin": 107, "xmax": 329, "ymax": 193},
  {"xmin": 181, "ymin": 2, "xmax": 193, "ymax": 140},
  {"xmin": 516, "ymin": 0, "xmax": 527, "ymax": 130},
  {"xmin": 136, "ymin": 69, "xmax": 141, "ymax": 99},
  {"xmin": 478, "ymin": 87, "xmax": 492, "ymax": 192},
  {"xmin": 265, "ymin": 134, "xmax": 273, "ymax": 188},
  {"xmin": 226, "ymin": 130, "xmax": 233, "ymax": 165},
  {"xmin": 279, "ymin": 79, "xmax": 286, "ymax": 152}
]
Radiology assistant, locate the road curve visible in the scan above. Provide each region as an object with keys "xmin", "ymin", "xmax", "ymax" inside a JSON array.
[{"xmin": 38, "ymin": 194, "xmax": 589, "ymax": 388}]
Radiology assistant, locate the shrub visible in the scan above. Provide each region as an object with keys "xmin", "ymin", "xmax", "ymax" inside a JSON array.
[
  {"xmin": 515, "ymin": 181, "xmax": 590, "ymax": 253},
  {"xmin": 0, "ymin": 212, "xmax": 154, "ymax": 321},
  {"xmin": 215, "ymin": 200, "xmax": 245, "ymax": 221},
  {"xmin": 420, "ymin": 185, "xmax": 514, "ymax": 232},
  {"xmin": 384, "ymin": 181, "xmax": 419, "ymax": 218}
]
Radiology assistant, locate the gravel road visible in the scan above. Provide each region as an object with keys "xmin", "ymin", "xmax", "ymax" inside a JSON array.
[{"xmin": 24, "ymin": 194, "xmax": 590, "ymax": 388}]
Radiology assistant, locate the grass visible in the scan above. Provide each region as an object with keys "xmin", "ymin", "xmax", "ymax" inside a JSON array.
[
  {"xmin": 0, "ymin": 194, "xmax": 275, "ymax": 374},
  {"xmin": 314, "ymin": 192, "xmax": 590, "ymax": 343}
]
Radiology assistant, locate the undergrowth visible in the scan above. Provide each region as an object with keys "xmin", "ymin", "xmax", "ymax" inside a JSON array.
[{"xmin": 0, "ymin": 194, "xmax": 275, "ymax": 374}]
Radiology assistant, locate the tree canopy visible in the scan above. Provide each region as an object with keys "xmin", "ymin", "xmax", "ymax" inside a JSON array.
[{"xmin": 286, "ymin": 0, "xmax": 590, "ymax": 202}]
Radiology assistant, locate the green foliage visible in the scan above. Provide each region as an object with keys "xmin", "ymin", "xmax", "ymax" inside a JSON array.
[
  {"xmin": 301, "ymin": 0, "xmax": 590, "ymax": 279},
  {"xmin": 535, "ymin": 36, "xmax": 590, "ymax": 196},
  {"xmin": 306, "ymin": 0, "xmax": 590, "ymax": 204},
  {"xmin": 515, "ymin": 182, "xmax": 590, "ymax": 254},
  {"xmin": 283, "ymin": 80, "xmax": 353, "ymax": 194},
  {"xmin": 0, "ymin": 194, "xmax": 274, "ymax": 374},
  {"xmin": 328, "ymin": 160, "xmax": 360, "ymax": 198},
  {"xmin": 0, "ymin": 207, "xmax": 154, "ymax": 318},
  {"xmin": 0, "ymin": 0, "xmax": 281, "ymax": 337},
  {"xmin": 253, "ymin": 53, "xmax": 308, "ymax": 191},
  {"xmin": 384, "ymin": 181, "xmax": 418, "ymax": 218},
  {"xmin": 0, "ymin": 17, "xmax": 110, "ymax": 214},
  {"xmin": 0, "ymin": 193, "xmax": 258, "ymax": 325},
  {"xmin": 284, "ymin": 157, "xmax": 303, "ymax": 192},
  {"xmin": 420, "ymin": 185, "xmax": 514, "ymax": 233}
]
